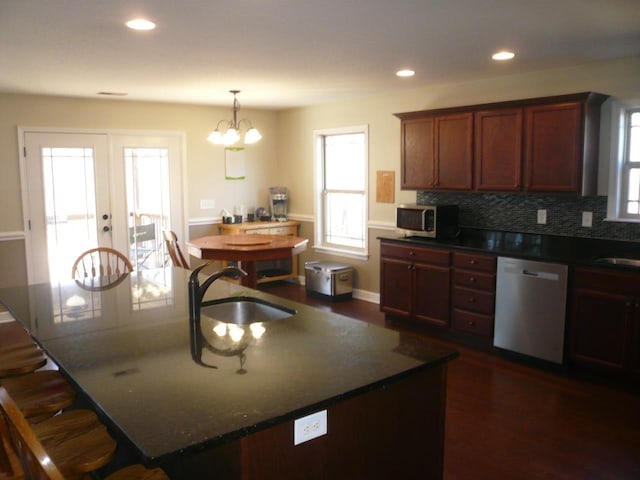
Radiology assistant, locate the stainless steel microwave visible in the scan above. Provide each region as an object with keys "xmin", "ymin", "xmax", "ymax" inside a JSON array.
[{"xmin": 396, "ymin": 204, "xmax": 459, "ymax": 239}]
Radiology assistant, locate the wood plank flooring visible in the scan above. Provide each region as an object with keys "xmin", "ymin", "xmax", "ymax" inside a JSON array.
[{"xmin": 259, "ymin": 282, "xmax": 640, "ymax": 480}]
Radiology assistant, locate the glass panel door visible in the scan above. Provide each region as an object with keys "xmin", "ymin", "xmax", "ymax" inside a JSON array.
[{"xmin": 24, "ymin": 133, "xmax": 111, "ymax": 284}]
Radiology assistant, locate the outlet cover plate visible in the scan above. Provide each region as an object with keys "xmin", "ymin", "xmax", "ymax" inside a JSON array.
[
  {"xmin": 537, "ymin": 209, "xmax": 547, "ymax": 224},
  {"xmin": 582, "ymin": 211, "xmax": 593, "ymax": 227},
  {"xmin": 294, "ymin": 410, "xmax": 327, "ymax": 445}
]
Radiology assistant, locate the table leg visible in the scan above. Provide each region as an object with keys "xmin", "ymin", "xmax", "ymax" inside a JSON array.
[{"xmin": 238, "ymin": 261, "xmax": 258, "ymax": 289}]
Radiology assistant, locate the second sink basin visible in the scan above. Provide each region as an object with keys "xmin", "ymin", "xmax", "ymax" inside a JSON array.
[{"xmin": 200, "ymin": 297, "xmax": 296, "ymax": 325}]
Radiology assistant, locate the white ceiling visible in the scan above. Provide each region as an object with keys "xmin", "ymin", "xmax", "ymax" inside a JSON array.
[{"xmin": 0, "ymin": 0, "xmax": 639, "ymax": 109}]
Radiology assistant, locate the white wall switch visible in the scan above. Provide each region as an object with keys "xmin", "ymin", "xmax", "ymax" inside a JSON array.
[
  {"xmin": 294, "ymin": 410, "xmax": 327, "ymax": 445},
  {"xmin": 537, "ymin": 209, "xmax": 547, "ymax": 225},
  {"xmin": 200, "ymin": 198, "xmax": 216, "ymax": 210},
  {"xmin": 582, "ymin": 211, "xmax": 593, "ymax": 227}
]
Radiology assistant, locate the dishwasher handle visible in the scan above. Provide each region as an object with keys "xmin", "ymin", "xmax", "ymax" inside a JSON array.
[{"xmin": 521, "ymin": 269, "xmax": 560, "ymax": 281}]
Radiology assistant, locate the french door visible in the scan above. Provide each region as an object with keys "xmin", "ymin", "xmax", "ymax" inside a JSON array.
[{"xmin": 22, "ymin": 130, "xmax": 184, "ymax": 285}]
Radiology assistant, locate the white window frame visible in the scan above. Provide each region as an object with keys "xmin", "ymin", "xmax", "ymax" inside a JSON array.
[
  {"xmin": 606, "ymin": 104, "xmax": 640, "ymax": 223},
  {"xmin": 313, "ymin": 125, "xmax": 369, "ymax": 259}
]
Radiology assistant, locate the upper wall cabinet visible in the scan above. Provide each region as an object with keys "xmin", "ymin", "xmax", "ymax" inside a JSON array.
[
  {"xmin": 401, "ymin": 113, "xmax": 473, "ymax": 190},
  {"xmin": 395, "ymin": 92, "xmax": 609, "ymax": 195}
]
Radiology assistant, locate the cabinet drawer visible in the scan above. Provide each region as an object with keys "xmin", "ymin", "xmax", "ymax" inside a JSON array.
[
  {"xmin": 380, "ymin": 243, "xmax": 450, "ymax": 266},
  {"xmin": 452, "ymin": 309, "xmax": 493, "ymax": 337},
  {"xmin": 452, "ymin": 286, "xmax": 495, "ymax": 314},
  {"xmin": 249, "ymin": 228, "xmax": 271, "ymax": 234},
  {"xmin": 453, "ymin": 252, "xmax": 496, "ymax": 273},
  {"xmin": 573, "ymin": 267, "xmax": 640, "ymax": 295},
  {"xmin": 453, "ymin": 269, "xmax": 495, "ymax": 291},
  {"xmin": 267, "ymin": 226, "xmax": 298, "ymax": 235}
]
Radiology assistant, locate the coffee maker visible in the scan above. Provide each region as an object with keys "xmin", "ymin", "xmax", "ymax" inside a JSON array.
[{"xmin": 269, "ymin": 187, "xmax": 288, "ymax": 221}]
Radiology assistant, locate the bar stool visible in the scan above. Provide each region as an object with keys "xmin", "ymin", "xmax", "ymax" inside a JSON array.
[
  {"xmin": 1, "ymin": 370, "xmax": 76, "ymax": 422},
  {"xmin": 0, "ymin": 386, "xmax": 169, "ymax": 480}
]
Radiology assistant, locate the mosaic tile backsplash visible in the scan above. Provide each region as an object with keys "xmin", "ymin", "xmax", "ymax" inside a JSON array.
[{"xmin": 416, "ymin": 192, "xmax": 640, "ymax": 243}]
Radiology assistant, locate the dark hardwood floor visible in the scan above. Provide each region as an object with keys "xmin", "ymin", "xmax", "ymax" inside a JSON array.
[{"xmin": 259, "ymin": 282, "xmax": 640, "ymax": 480}]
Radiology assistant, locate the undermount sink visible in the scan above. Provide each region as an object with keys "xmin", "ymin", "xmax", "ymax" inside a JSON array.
[
  {"xmin": 200, "ymin": 297, "xmax": 296, "ymax": 325},
  {"xmin": 595, "ymin": 257, "xmax": 640, "ymax": 268}
]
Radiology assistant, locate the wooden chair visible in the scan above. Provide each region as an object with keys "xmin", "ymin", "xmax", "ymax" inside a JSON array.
[
  {"xmin": 1, "ymin": 370, "xmax": 75, "ymax": 423},
  {"xmin": 0, "ymin": 342, "xmax": 48, "ymax": 378},
  {"xmin": 163, "ymin": 230, "xmax": 189, "ymax": 269},
  {"xmin": 1, "ymin": 385, "xmax": 115, "ymax": 479},
  {"xmin": 71, "ymin": 247, "xmax": 134, "ymax": 290},
  {"xmin": 0, "ymin": 386, "xmax": 168, "ymax": 480}
]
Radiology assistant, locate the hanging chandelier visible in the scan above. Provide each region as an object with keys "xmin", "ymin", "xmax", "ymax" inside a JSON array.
[{"xmin": 207, "ymin": 90, "xmax": 262, "ymax": 146}]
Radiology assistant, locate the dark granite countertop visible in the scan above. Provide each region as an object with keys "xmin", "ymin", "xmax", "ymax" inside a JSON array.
[
  {"xmin": 380, "ymin": 228, "xmax": 640, "ymax": 272},
  {"xmin": 0, "ymin": 268, "xmax": 457, "ymax": 464}
]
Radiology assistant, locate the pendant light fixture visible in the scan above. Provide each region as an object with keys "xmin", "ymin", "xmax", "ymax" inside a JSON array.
[{"xmin": 207, "ymin": 90, "xmax": 262, "ymax": 146}]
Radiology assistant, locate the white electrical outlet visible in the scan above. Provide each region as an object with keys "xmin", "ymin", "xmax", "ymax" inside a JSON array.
[
  {"xmin": 200, "ymin": 198, "xmax": 216, "ymax": 210},
  {"xmin": 294, "ymin": 410, "xmax": 327, "ymax": 445},
  {"xmin": 537, "ymin": 209, "xmax": 547, "ymax": 225},
  {"xmin": 582, "ymin": 211, "xmax": 593, "ymax": 227}
]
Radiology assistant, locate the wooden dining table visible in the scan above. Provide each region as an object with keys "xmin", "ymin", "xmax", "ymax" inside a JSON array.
[{"xmin": 187, "ymin": 234, "xmax": 308, "ymax": 288}]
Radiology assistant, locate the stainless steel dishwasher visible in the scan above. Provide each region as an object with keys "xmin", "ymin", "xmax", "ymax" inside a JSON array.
[{"xmin": 493, "ymin": 257, "xmax": 568, "ymax": 364}]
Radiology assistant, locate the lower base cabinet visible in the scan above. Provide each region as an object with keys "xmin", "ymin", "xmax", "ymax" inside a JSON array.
[
  {"xmin": 569, "ymin": 267, "xmax": 640, "ymax": 378},
  {"xmin": 380, "ymin": 241, "xmax": 451, "ymax": 327}
]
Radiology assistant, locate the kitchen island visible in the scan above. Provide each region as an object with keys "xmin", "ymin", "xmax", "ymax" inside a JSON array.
[{"xmin": 0, "ymin": 268, "xmax": 457, "ymax": 479}]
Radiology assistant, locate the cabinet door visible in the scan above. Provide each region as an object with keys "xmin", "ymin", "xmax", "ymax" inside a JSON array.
[
  {"xmin": 474, "ymin": 108, "xmax": 523, "ymax": 191},
  {"xmin": 524, "ymin": 102, "xmax": 583, "ymax": 193},
  {"xmin": 401, "ymin": 118, "xmax": 435, "ymax": 189},
  {"xmin": 569, "ymin": 288, "xmax": 633, "ymax": 372},
  {"xmin": 632, "ymin": 304, "xmax": 640, "ymax": 377},
  {"xmin": 434, "ymin": 113, "xmax": 473, "ymax": 190},
  {"xmin": 380, "ymin": 257, "xmax": 413, "ymax": 317},
  {"xmin": 413, "ymin": 263, "xmax": 451, "ymax": 327}
]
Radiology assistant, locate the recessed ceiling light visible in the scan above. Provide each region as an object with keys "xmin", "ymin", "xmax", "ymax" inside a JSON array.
[
  {"xmin": 126, "ymin": 18, "xmax": 156, "ymax": 31},
  {"xmin": 396, "ymin": 69, "xmax": 415, "ymax": 78},
  {"xmin": 492, "ymin": 51, "xmax": 515, "ymax": 61}
]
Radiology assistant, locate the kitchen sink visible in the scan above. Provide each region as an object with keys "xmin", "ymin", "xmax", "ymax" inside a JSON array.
[
  {"xmin": 200, "ymin": 297, "xmax": 296, "ymax": 325},
  {"xmin": 595, "ymin": 257, "xmax": 640, "ymax": 268}
]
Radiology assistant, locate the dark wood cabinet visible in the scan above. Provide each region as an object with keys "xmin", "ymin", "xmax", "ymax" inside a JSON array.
[
  {"xmin": 435, "ymin": 112, "xmax": 473, "ymax": 190},
  {"xmin": 474, "ymin": 108, "xmax": 522, "ymax": 191},
  {"xmin": 380, "ymin": 241, "xmax": 451, "ymax": 327},
  {"xmin": 569, "ymin": 267, "xmax": 640, "ymax": 377},
  {"xmin": 451, "ymin": 252, "xmax": 496, "ymax": 337},
  {"xmin": 396, "ymin": 92, "xmax": 608, "ymax": 195},
  {"xmin": 401, "ymin": 117, "xmax": 435, "ymax": 189},
  {"xmin": 399, "ymin": 113, "xmax": 472, "ymax": 190},
  {"xmin": 524, "ymin": 102, "xmax": 582, "ymax": 193}
]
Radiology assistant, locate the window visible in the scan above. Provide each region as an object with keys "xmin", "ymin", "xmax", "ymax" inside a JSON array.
[
  {"xmin": 621, "ymin": 110, "xmax": 640, "ymax": 219},
  {"xmin": 314, "ymin": 126, "xmax": 368, "ymax": 257}
]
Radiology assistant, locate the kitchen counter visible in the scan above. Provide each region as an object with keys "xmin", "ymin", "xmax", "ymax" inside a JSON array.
[
  {"xmin": 0, "ymin": 268, "xmax": 457, "ymax": 478},
  {"xmin": 380, "ymin": 227, "xmax": 640, "ymax": 270}
]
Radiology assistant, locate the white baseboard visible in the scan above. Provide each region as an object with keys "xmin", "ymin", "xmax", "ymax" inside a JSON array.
[{"xmin": 296, "ymin": 275, "xmax": 379, "ymax": 304}]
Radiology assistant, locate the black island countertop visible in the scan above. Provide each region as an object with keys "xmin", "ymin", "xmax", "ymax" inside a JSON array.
[
  {"xmin": 0, "ymin": 268, "xmax": 457, "ymax": 465},
  {"xmin": 380, "ymin": 227, "xmax": 640, "ymax": 271}
]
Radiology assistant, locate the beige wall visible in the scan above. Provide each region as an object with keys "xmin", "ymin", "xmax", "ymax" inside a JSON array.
[
  {"xmin": 0, "ymin": 94, "xmax": 278, "ymax": 287},
  {"xmin": 1, "ymin": 56, "xmax": 639, "ymax": 293},
  {"xmin": 278, "ymin": 56, "xmax": 640, "ymax": 296}
]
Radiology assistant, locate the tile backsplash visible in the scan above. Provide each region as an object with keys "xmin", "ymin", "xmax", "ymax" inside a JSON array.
[{"xmin": 417, "ymin": 192, "xmax": 640, "ymax": 243}]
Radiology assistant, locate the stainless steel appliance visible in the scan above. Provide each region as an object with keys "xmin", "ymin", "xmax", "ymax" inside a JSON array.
[
  {"xmin": 305, "ymin": 261, "xmax": 353, "ymax": 300},
  {"xmin": 493, "ymin": 257, "xmax": 568, "ymax": 364},
  {"xmin": 269, "ymin": 186, "xmax": 288, "ymax": 221},
  {"xmin": 396, "ymin": 204, "xmax": 458, "ymax": 239}
]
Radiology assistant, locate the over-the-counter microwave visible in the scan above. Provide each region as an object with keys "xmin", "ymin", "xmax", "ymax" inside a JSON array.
[{"xmin": 396, "ymin": 204, "xmax": 459, "ymax": 239}]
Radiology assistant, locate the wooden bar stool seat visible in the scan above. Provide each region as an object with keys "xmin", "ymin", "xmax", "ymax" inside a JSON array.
[
  {"xmin": 105, "ymin": 463, "xmax": 170, "ymax": 480},
  {"xmin": 1, "ymin": 370, "xmax": 76, "ymax": 422},
  {"xmin": 0, "ymin": 341, "xmax": 47, "ymax": 378},
  {"xmin": 1, "ymin": 386, "xmax": 116, "ymax": 479}
]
